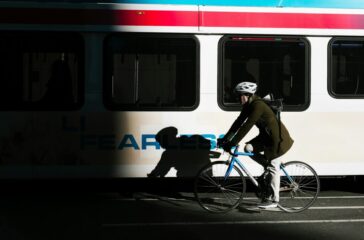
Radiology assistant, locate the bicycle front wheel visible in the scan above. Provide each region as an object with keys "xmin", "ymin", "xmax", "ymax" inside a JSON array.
[
  {"xmin": 278, "ymin": 161, "xmax": 320, "ymax": 213},
  {"xmin": 194, "ymin": 161, "xmax": 246, "ymax": 213}
]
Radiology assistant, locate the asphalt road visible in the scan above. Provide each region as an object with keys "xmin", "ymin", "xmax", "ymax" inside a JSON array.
[{"xmin": 1, "ymin": 190, "xmax": 364, "ymax": 240}]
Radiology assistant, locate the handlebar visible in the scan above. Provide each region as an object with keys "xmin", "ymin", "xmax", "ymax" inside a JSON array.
[
  {"xmin": 228, "ymin": 149, "xmax": 254, "ymax": 157},
  {"xmin": 228, "ymin": 148, "xmax": 238, "ymax": 157},
  {"xmin": 217, "ymin": 144, "xmax": 254, "ymax": 157}
]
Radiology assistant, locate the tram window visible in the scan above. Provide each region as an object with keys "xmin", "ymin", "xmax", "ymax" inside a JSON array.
[
  {"xmin": 104, "ymin": 34, "xmax": 199, "ymax": 111},
  {"xmin": 329, "ymin": 39, "xmax": 364, "ymax": 98},
  {"xmin": 219, "ymin": 36, "xmax": 310, "ymax": 111},
  {"xmin": 0, "ymin": 32, "xmax": 84, "ymax": 110}
]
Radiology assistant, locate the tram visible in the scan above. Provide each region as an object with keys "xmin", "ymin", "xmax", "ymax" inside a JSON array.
[{"xmin": 1, "ymin": 0, "xmax": 364, "ymax": 180}]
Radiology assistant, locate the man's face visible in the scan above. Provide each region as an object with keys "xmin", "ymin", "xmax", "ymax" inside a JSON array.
[{"xmin": 240, "ymin": 94, "xmax": 249, "ymax": 105}]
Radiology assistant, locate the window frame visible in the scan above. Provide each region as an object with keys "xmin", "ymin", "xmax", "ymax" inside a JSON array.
[
  {"xmin": 0, "ymin": 31, "xmax": 85, "ymax": 111},
  {"xmin": 103, "ymin": 33, "xmax": 200, "ymax": 111},
  {"xmin": 328, "ymin": 37, "xmax": 364, "ymax": 99},
  {"xmin": 218, "ymin": 35, "xmax": 311, "ymax": 112}
]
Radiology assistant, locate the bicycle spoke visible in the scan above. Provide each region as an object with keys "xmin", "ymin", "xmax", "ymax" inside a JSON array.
[
  {"xmin": 300, "ymin": 185, "xmax": 319, "ymax": 190},
  {"xmin": 200, "ymin": 173, "xmax": 219, "ymax": 186},
  {"xmin": 196, "ymin": 185, "xmax": 219, "ymax": 193},
  {"xmin": 194, "ymin": 161, "xmax": 245, "ymax": 213},
  {"xmin": 223, "ymin": 188, "xmax": 242, "ymax": 197},
  {"xmin": 278, "ymin": 161, "xmax": 320, "ymax": 213},
  {"xmin": 300, "ymin": 179, "xmax": 318, "ymax": 187},
  {"xmin": 296, "ymin": 188, "xmax": 316, "ymax": 197},
  {"xmin": 223, "ymin": 181, "xmax": 245, "ymax": 188},
  {"xmin": 221, "ymin": 190, "xmax": 236, "ymax": 205}
]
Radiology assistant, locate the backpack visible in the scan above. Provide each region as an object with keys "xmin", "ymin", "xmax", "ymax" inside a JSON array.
[
  {"xmin": 261, "ymin": 93, "xmax": 283, "ymax": 121},
  {"xmin": 260, "ymin": 93, "xmax": 284, "ymax": 153}
]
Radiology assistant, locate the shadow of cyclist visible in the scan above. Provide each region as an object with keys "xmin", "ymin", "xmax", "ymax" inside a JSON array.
[{"xmin": 147, "ymin": 127, "xmax": 214, "ymax": 178}]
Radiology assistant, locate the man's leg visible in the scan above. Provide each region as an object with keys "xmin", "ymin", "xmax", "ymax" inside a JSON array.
[
  {"xmin": 266, "ymin": 157, "xmax": 282, "ymax": 203},
  {"xmin": 257, "ymin": 156, "xmax": 283, "ymax": 209},
  {"xmin": 245, "ymin": 143, "xmax": 272, "ymax": 203},
  {"xmin": 245, "ymin": 142, "xmax": 268, "ymax": 168}
]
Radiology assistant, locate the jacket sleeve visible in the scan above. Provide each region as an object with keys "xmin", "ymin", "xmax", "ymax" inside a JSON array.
[
  {"xmin": 229, "ymin": 101, "xmax": 264, "ymax": 146},
  {"xmin": 223, "ymin": 109, "xmax": 248, "ymax": 142}
]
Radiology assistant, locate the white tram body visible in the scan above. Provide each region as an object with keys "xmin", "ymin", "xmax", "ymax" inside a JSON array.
[{"xmin": 0, "ymin": 0, "xmax": 364, "ymax": 178}]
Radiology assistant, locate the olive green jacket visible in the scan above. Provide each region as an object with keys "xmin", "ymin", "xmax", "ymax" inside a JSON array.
[{"xmin": 225, "ymin": 95, "xmax": 294, "ymax": 160}]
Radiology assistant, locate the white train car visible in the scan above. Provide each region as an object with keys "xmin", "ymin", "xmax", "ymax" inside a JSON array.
[{"xmin": 0, "ymin": 0, "xmax": 364, "ymax": 180}]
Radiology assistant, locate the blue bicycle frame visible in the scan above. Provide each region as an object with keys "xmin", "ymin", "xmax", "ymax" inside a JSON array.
[
  {"xmin": 224, "ymin": 146, "xmax": 294, "ymax": 187},
  {"xmin": 224, "ymin": 146, "xmax": 257, "ymax": 185}
]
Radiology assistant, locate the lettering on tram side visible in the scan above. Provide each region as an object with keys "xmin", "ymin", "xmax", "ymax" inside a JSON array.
[{"xmin": 62, "ymin": 116, "xmax": 223, "ymax": 150}]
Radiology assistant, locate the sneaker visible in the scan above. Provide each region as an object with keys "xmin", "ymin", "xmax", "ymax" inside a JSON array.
[{"xmin": 258, "ymin": 200, "xmax": 278, "ymax": 209}]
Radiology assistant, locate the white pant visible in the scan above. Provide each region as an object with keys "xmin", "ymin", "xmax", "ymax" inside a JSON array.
[{"xmin": 266, "ymin": 157, "xmax": 282, "ymax": 202}]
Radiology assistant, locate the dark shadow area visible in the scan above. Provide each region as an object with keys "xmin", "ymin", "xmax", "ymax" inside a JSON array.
[
  {"xmin": 147, "ymin": 127, "xmax": 216, "ymax": 178},
  {"xmin": 1, "ymin": 178, "xmax": 364, "ymax": 240},
  {"xmin": 41, "ymin": 54, "xmax": 74, "ymax": 106},
  {"xmin": 0, "ymin": 190, "xmax": 356, "ymax": 240},
  {"xmin": 1, "ymin": 175, "xmax": 364, "ymax": 196},
  {"xmin": 0, "ymin": 31, "xmax": 83, "ymax": 111},
  {"xmin": 319, "ymin": 176, "xmax": 364, "ymax": 192}
]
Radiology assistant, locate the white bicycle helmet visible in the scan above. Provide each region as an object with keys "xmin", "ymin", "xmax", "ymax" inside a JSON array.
[{"xmin": 234, "ymin": 81, "xmax": 257, "ymax": 95}]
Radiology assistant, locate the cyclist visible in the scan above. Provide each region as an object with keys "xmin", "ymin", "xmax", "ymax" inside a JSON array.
[{"xmin": 217, "ymin": 81, "xmax": 294, "ymax": 209}]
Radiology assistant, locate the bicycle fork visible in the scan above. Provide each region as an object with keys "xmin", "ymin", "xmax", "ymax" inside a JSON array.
[{"xmin": 224, "ymin": 157, "xmax": 236, "ymax": 181}]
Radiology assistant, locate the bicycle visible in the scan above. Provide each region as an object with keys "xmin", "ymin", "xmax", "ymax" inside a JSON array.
[{"xmin": 194, "ymin": 145, "xmax": 320, "ymax": 213}]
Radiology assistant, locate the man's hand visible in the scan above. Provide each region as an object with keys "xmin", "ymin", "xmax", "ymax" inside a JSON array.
[
  {"xmin": 217, "ymin": 138, "xmax": 226, "ymax": 149},
  {"xmin": 217, "ymin": 138, "xmax": 235, "ymax": 153},
  {"xmin": 222, "ymin": 142, "xmax": 234, "ymax": 153}
]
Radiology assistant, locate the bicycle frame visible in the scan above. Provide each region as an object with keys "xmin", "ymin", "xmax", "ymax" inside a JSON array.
[
  {"xmin": 225, "ymin": 146, "xmax": 295, "ymax": 187},
  {"xmin": 195, "ymin": 145, "xmax": 320, "ymax": 213},
  {"xmin": 225, "ymin": 146, "xmax": 259, "ymax": 187}
]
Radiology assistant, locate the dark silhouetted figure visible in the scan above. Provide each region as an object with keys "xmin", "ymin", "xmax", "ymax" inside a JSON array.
[
  {"xmin": 43, "ymin": 53, "xmax": 74, "ymax": 106},
  {"xmin": 147, "ymin": 127, "xmax": 212, "ymax": 178}
]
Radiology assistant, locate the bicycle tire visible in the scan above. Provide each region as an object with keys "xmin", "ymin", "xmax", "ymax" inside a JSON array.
[
  {"xmin": 278, "ymin": 161, "xmax": 320, "ymax": 213},
  {"xmin": 194, "ymin": 161, "xmax": 246, "ymax": 213}
]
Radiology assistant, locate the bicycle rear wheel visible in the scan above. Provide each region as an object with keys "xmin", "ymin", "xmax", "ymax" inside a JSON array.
[
  {"xmin": 194, "ymin": 161, "xmax": 246, "ymax": 213},
  {"xmin": 278, "ymin": 161, "xmax": 320, "ymax": 213}
]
